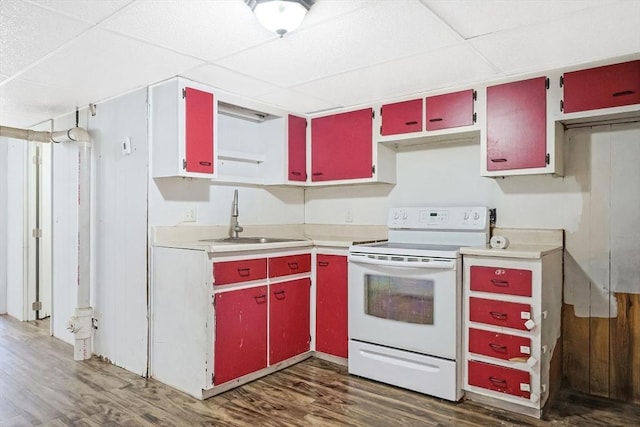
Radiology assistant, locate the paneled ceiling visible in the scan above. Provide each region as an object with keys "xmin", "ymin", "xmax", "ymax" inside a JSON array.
[{"xmin": 1, "ymin": 0, "xmax": 639, "ymax": 128}]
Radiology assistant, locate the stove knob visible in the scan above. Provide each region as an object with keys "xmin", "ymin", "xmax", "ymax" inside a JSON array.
[
  {"xmin": 464, "ymin": 211, "xmax": 470, "ymax": 220},
  {"xmin": 402, "ymin": 212, "xmax": 408, "ymax": 219},
  {"xmin": 393, "ymin": 211, "xmax": 399, "ymax": 220},
  {"xmin": 473, "ymin": 211, "xmax": 480, "ymax": 220}
]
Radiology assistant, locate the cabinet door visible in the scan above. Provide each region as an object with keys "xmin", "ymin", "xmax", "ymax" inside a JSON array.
[
  {"xmin": 470, "ymin": 266, "xmax": 532, "ymax": 297},
  {"xmin": 184, "ymin": 87, "xmax": 214, "ymax": 174},
  {"xmin": 315, "ymin": 254, "xmax": 348, "ymax": 358},
  {"xmin": 269, "ymin": 278, "xmax": 311, "ymax": 365},
  {"xmin": 468, "ymin": 360, "xmax": 531, "ymax": 399},
  {"xmin": 213, "ymin": 258, "xmax": 267, "ymax": 286},
  {"xmin": 563, "ymin": 60, "xmax": 640, "ymax": 113},
  {"xmin": 380, "ymin": 99, "xmax": 422, "ymax": 135},
  {"xmin": 468, "ymin": 328, "xmax": 531, "ymax": 362},
  {"xmin": 486, "ymin": 77, "xmax": 547, "ymax": 171},
  {"xmin": 469, "ymin": 297, "xmax": 532, "ymax": 331},
  {"xmin": 269, "ymin": 253, "xmax": 311, "ymax": 278},
  {"xmin": 426, "ymin": 89, "xmax": 475, "ymax": 131},
  {"xmin": 214, "ymin": 286, "xmax": 267, "ymax": 384},
  {"xmin": 288, "ymin": 114, "xmax": 307, "ymax": 181},
  {"xmin": 311, "ymin": 108, "xmax": 373, "ymax": 181}
]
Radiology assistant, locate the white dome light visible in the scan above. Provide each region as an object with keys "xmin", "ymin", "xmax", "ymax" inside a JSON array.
[{"xmin": 246, "ymin": 0, "xmax": 314, "ymax": 37}]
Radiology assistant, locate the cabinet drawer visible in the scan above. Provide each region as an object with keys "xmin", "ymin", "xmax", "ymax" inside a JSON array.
[
  {"xmin": 269, "ymin": 254, "xmax": 311, "ymax": 278},
  {"xmin": 468, "ymin": 360, "xmax": 531, "ymax": 399},
  {"xmin": 468, "ymin": 328, "xmax": 531, "ymax": 362},
  {"xmin": 213, "ymin": 258, "xmax": 267, "ymax": 286},
  {"xmin": 425, "ymin": 89, "xmax": 475, "ymax": 131},
  {"xmin": 380, "ymin": 99, "xmax": 423, "ymax": 135},
  {"xmin": 563, "ymin": 60, "xmax": 640, "ymax": 113},
  {"xmin": 469, "ymin": 297, "xmax": 532, "ymax": 331},
  {"xmin": 470, "ymin": 266, "xmax": 532, "ymax": 297}
]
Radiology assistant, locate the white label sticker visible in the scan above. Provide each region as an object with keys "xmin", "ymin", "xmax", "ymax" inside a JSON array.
[
  {"xmin": 520, "ymin": 345, "xmax": 531, "ymax": 355},
  {"xmin": 524, "ymin": 319, "xmax": 536, "ymax": 330},
  {"xmin": 520, "ymin": 383, "xmax": 531, "ymax": 392},
  {"xmin": 521, "ymin": 311, "xmax": 531, "ymax": 320}
]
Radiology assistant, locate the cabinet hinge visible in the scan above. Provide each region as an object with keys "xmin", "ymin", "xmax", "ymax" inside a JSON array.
[
  {"xmin": 212, "ymin": 374, "xmax": 215, "ymax": 384},
  {"xmin": 182, "ymin": 158, "xmax": 187, "ymax": 170},
  {"xmin": 379, "ymin": 125, "xmax": 382, "ymax": 135},
  {"xmin": 182, "ymin": 88, "xmax": 186, "ymax": 99},
  {"xmin": 379, "ymin": 108, "xmax": 382, "ymax": 117},
  {"xmin": 32, "ymin": 228, "xmax": 42, "ymax": 239},
  {"xmin": 545, "ymin": 78, "xmax": 550, "ymax": 90},
  {"xmin": 372, "ymin": 165, "xmax": 375, "ymax": 174},
  {"xmin": 32, "ymin": 301, "xmax": 42, "ymax": 311},
  {"xmin": 559, "ymin": 75, "xmax": 564, "ymax": 88},
  {"xmin": 545, "ymin": 153, "xmax": 550, "ymax": 165},
  {"xmin": 372, "ymin": 110, "xmax": 375, "ymax": 119},
  {"xmin": 560, "ymin": 100, "xmax": 564, "ymax": 112},
  {"xmin": 473, "ymin": 112, "xmax": 477, "ymax": 124},
  {"xmin": 473, "ymin": 90, "xmax": 477, "ymax": 101}
]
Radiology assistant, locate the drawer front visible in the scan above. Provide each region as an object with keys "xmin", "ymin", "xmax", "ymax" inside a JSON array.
[
  {"xmin": 426, "ymin": 89, "xmax": 475, "ymax": 131},
  {"xmin": 468, "ymin": 360, "xmax": 531, "ymax": 399},
  {"xmin": 563, "ymin": 60, "xmax": 640, "ymax": 113},
  {"xmin": 380, "ymin": 98, "xmax": 423, "ymax": 136},
  {"xmin": 470, "ymin": 266, "xmax": 532, "ymax": 297},
  {"xmin": 469, "ymin": 297, "xmax": 532, "ymax": 331},
  {"xmin": 468, "ymin": 328, "xmax": 531, "ymax": 361},
  {"xmin": 269, "ymin": 254, "xmax": 311, "ymax": 278},
  {"xmin": 214, "ymin": 258, "xmax": 267, "ymax": 286}
]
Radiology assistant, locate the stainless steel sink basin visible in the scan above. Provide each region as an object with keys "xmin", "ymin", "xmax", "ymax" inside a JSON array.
[{"xmin": 200, "ymin": 237, "xmax": 308, "ymax": 244}]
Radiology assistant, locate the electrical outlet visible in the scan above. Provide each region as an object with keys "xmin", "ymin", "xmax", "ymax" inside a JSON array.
[
  {"xmin": 182, "ymin": 208, "xmax": 197, "ymax": 222},
  {"xmin": 345, "ymin": 208, "xmax": 354, "ymax": 223}
]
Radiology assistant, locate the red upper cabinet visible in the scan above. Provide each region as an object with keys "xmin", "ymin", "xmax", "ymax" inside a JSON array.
[
  {"xmin": 288, "ymin": 114, "xmax": 307, "ymax": 182},
  {"xmin": 269, "ymin": 278, "xmax": 311, "ymax": 365},
  {"xmin": 315, "ymin": 254, "xmax": 348, "ymax": 358},
  {"xmin": 562, "ymin": 60, "xmax": 640, "ymax": 113},
  {"xmin": 311, "ymin": 108, "xmax": 373, "ymax": 182},
  {"xmin": 184, "ymin": 87, "xmax": 214, "ymax": 175},
  {"xmin": 380, "ymin": 99, "xmax": 423, "ymax": 136},
  {"xmin": 426, "ymin": 89, "xmax": 475, "ymax": 131},
  {"xmin": 486, "ymin": 77, "xmax": 548, "ymax": 172}
]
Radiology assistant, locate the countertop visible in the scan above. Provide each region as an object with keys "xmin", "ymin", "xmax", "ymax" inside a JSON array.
[{"xmin": 460, "ymin": 227, "xmax": 564, "ymax": 259}]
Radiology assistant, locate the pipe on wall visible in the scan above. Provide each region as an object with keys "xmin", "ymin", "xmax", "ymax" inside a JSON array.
[{"xmin": 0, "ymin": 124, "xmax": 93, "ymax": 360}]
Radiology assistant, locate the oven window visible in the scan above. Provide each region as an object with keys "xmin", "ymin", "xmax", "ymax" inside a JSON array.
[{"xmin": 364, "ymin": 274, "xmax": 434, "ymax": 325}]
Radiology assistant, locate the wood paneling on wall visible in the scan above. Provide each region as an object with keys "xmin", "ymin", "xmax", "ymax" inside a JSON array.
[{"xmin": 563, "ymin": 293, "xmax": 640, "ymax": 404}]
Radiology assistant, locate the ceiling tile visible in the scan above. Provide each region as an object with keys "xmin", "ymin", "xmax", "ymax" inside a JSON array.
[
  {"xmin": 102, "ymin": 0, "xmax": 271, "ymax": 61},
  {"xmin": 17, "ymin": 28, "xmax": 204, "ymax": 111},
  {"xmin": 294, "ymin": 44, "xmax": 498, "ymax": 108},
  {"xmin": 250, "ymin": 88, "xmax": 337, "ymax": 114},
  {"xmin": 0, "ymin": 0, "xmax": 91, "ymax": 75},
  {"xmin": 216, "ymin": 0, "xmax": 461, "ymax": 87},
  {"xmin": 421, "ymin": 0, "xmax": 621, "ymax": 39},
  {"xmin": 29, "ymin": 0, "xmax": 133, "ymax": 24},
  {"xmin": 181, "ymin": 64, "xmax": 280, "ymax": 99},
  {"xmin": 470, "ymin": 1, "xmax": 640, "ymax": 74}
]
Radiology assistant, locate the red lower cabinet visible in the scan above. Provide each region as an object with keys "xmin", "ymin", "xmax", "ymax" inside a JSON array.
[
  {"xmin": 469, "ymin": 297, "xmax": 532, "ymax": 331},
  {"xmin": 315, "ymin": 254, "xmax": 348, "ymax": 358},
  {"xmin": 214, "ymin": 286, "xmax": 268, "ymax": 385},
  {"xmin": 269, "ymin": 278, "xmax": 311, "ymax": 364},
  {"xmin": 468, "ymin": 360, "xmax": 531, "ymax": 399},
  {"xmin": 468, "ymin": 328, "xmax": 531, "ymax": 361}
]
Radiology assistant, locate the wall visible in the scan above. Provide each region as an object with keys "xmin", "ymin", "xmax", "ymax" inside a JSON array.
[{"xmin": 0, "ymin": 139, "xmax": 7, "ymax": 314}]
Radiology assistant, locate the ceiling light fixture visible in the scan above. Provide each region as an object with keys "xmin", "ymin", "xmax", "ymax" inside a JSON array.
[{"xmin": 245, "ymin": 0, "xmax": 315, "ymax": 37}]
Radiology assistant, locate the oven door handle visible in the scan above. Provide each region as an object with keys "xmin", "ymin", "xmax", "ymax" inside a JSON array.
[{"xmin": 348, "ymin": 254, "xmax": 455, "ymax": 270}]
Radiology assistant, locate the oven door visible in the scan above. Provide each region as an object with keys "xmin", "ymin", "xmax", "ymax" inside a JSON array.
[{"xmin": 348, "ymin": 253, "xmax": 460, "ymax": 360}]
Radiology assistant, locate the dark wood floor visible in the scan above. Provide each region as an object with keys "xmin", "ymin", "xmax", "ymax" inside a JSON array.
[{"xmin": 1, "ymin": 315, "xmax": 639, "ymax": 426}]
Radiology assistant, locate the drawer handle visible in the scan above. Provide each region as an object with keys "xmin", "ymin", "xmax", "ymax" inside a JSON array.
[
  {"xmin": 312, "ymin": 172, "xmax": 323, "ymax": 176},
  {"xmin": 274, "ymin": 290, "xmax": 286, "ymax": 300},
  {"xmin": 318, "ymin": 261, "xmax": 329, "ymax": 267},
  {"xmin": 288, "ymin": 262, "xmax": 299, "ymax": 270},
  {"xmin": 428, "ymin": 118, "xmax": 443, "ymax": 122},
  {"xmin": 490, "ymin": 158, "xmax": 507, "ymax": 163},
  {"xmin": 489, "ymin": 343, "xmax": 508, "ymax": 353},
  {"xmin": 612, "ymin": 90, "xmax": 635, "ymax": 97},
  {"xmin": 254, "ymin": 294, "xmax": 267, "ymax": 303},
  {"xmin": 490, "ymin": 311, "xmax": 507, "ymax": 320},
  {"xmin": 490, "ymin": 279, "xmax": 509, "ymax": 287},
  {"xmin": 489, "ymin": 376, "xmax": 507, "ymax": 388},
  {"xmin": 405, "ymin": 121, "xmax": 418, "ymax": 125},
  {"xmin": 199, "ymin": 161, "xmax": 212, "ymax": 166},
  {"xmin": 237, "ymin": 268, "xmax": 251, "ymax": 277}
]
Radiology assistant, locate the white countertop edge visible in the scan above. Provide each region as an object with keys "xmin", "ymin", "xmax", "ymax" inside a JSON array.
[{"xmin": 460, "ymin": 244, "xmax": 562, "ymax": 259}]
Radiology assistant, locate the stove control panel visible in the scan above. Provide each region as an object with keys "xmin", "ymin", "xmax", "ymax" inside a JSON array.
[{"xmin": 388, "ymin": 207, "xmax": 489, "ymax": 230}]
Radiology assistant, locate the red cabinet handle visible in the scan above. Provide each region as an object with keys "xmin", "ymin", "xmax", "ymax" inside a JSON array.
[
  {"xmin": 199, "ymin": 161, "xmax": 212, "ymax": 166},
  {"xmin": 237, "ymin": 268, "xmax": 251, "ymax": 277},
  {"xmin": 274, "ymin": 290, "xmax": 286, "ymax": 300},
  {"xmin": 491, "ymin": 158, "xmax": 508, "ymax": 163},
  {"xmin": 489, "ymin": 377, "xmax": 507, "ymax": 388},
  {"xmin": 288, "ymin": 262, "xmax": 299, "ymax": 270},
  {"xmin": 405, "ymin": 121, "xmax": 418, "ymax": 125},
  {"xmin": 612, "ymin": 90, "xmax": 635, "ymax": 97},
  {"xmin": 254, "ymin": 294, "xmax": 267, "ymax": 303},
  {"xmin": 490, "ymin": 279, "xmax": 509, "ymax": 287},
  {"xmin": 490, "ymin": 311, "xmax": 507, "ymax": 320},
  {"xmin": 489, "ymin": 343, "xmax": 508, "ymax": 353},
  {"xmin": 318, "ymin": 261, "xmax": 329, "ymax": 267},
  {"xmin": 291, "ymin": 171, "xmax": 302, "ymax": 176},
  {"xmin": 428, "ymin": 118, "xmax": 443, "ymax": 122},
  {"xmin": 312, "ymin": 172, "xmax": 323, "ymax": 176}
]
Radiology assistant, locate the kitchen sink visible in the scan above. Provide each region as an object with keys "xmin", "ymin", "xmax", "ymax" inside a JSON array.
[{"xmin": 200, "ymin": 237, "xmax": 308, "ymax": 244}]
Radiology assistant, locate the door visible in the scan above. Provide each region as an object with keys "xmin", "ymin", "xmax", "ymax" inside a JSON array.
[
  {"xmin": 348, "ymin": 254, "xmax": 459, "ymax": 359},
  {"xmin": 316, "ymin": 254, "xmax": 348, "ymax": 358},
  {"xmin": 269, "ymin": 278, "xmax": 311, "ymax": 364},
  {"xmin": 426, "ymin": 89, "xmax": 475, "ymax": 131},
  {"xmin": 184, "ymin": 87, "xmax": 214, "ymax": 174},
  {"xmin": 288, "ymin": 114, "xmax": 307, "ymax": 182},
  {"xmin": 380, "ymin": 99, "xmax": 422, "ymax": 136}
]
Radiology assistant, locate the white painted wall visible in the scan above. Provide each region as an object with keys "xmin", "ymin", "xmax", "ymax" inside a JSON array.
[
  {"xmin": 306, "ymin": 123, "xmax": 640, "ymax": 317},
  {"xmin": 0, "ymin": 138, "xmax": 8, "ymax": 314}
]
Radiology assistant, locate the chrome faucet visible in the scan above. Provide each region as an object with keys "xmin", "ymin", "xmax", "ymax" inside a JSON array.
[{"xmin": 231, "ymin": 189, "xmax": 243, "ymax": 238}]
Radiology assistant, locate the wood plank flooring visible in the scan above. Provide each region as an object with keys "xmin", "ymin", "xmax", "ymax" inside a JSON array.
[{"xmin": 1, "ymin": 315, "xmax": 639, "ymax": 426}]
